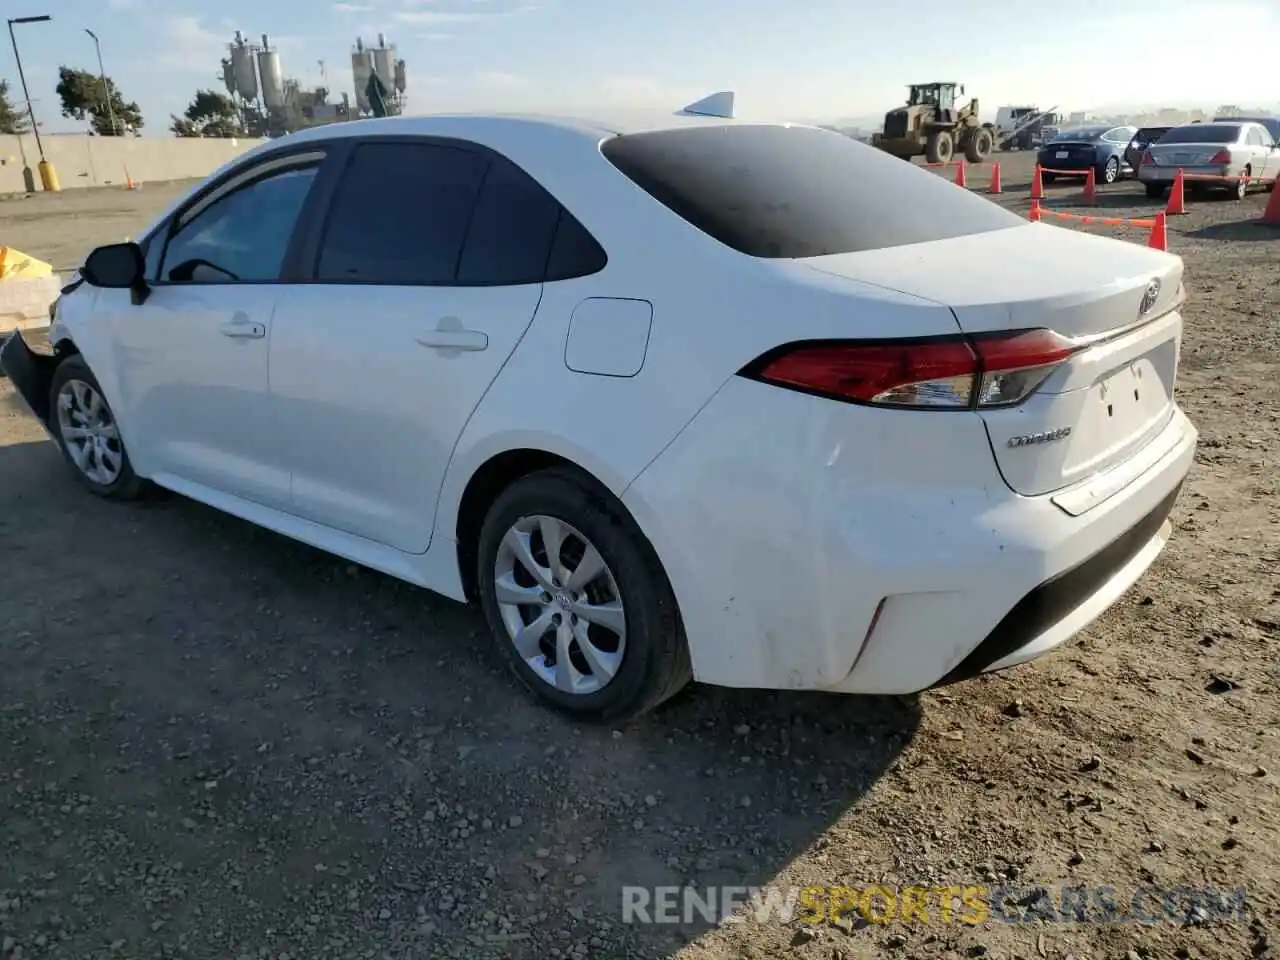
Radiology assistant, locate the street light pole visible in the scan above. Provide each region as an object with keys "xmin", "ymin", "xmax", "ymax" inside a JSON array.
[
  {"xmin": 84, "ymin": 28, "xmax": 118, "ymax": 136},
  {"xmin": 6, "ymin": 14, "xmax": 57, "ymax": 191}
]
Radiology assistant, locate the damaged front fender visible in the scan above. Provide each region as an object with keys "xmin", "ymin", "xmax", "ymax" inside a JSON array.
[{"xmin": 1, "ymin": 330, "xmax": 59, "ymax": 432}]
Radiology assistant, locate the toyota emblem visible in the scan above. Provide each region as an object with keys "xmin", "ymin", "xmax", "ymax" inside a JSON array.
[{"xmin": 1140, "ymin": 279, "xmax": 1161, "ymax": 316}]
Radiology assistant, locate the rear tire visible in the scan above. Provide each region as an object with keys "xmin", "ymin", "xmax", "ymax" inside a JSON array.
[
  {"xmin": 1101, "ymin": 156, "xmax": 1120, "ymax": 184},
  {"xmin": 1232, "ymin": 167, "xmax": 1250, "ymax": 200},
  {"xmin": 48, "ymin": 355, "xmax": 145, "ymax": 501},
  {"xmin": 925, "ymin": 131, "xmax": 953, "ymax": 165},
  {"xmin": 1145, "ymin": 182, "xmax": 1168, "ymax": 200},
  {"xmin": 475, "ymin": 467, "xmax": 691, "ymax": 723},
  {"xmin": 1042, "ymin": 172, "xmax": 1057, "ymax": 185}
]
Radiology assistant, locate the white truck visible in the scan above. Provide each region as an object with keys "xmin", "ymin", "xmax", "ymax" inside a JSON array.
[{"xmin": 993, "ymin": 105, "xmax": 1061, "ymax": 150}]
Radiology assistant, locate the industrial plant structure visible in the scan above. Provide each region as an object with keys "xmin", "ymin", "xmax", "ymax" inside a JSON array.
[{"xmin": 220, "ymin": 30, "xmax": 407, "ymax": 137}]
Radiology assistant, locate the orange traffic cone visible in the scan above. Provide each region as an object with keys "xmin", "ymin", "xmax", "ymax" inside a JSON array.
[
  {"xmin": 1029, "ymin": 199, "xmax": 1042, "ymax": 222},
  {"xmin": 1165, "ymin": 169, "xmax": 1186, "ymax": 216},
  {"xmin": 1259, "ymin": 182, "xmax": 1280, "ymax": 225},
  {"xmin": 988, "ymin": 163, "xmax": 1002, "ymax": 194},
  {"xmin": 1031, "ymin": 163, "xmax": 1044, "ymax": 200},
  {"xmin": 954, "ymin": 160, "xmax": 967, "ymax": 188},
  {"xmin": 1082, "ymin": 167, "xmax": 1097, "ymax": 206},
  {"xmin": 1147, "ymin": 212, "xmax": 1167, "ymax": 251}
]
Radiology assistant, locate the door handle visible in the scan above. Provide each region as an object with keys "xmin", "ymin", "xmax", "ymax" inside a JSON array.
[
  {"xmin": 415, "ymin": 329, "xmax": 488, "ymax": 352},
  {"xmin": 219, "ymin": 316, "xmax": 266, "ymax": 339}
]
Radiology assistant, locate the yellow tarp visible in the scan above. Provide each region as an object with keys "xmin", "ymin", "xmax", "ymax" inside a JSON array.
[{"xmin": 0, "ymin": 246, "xmax": 53, "ymax": 281}]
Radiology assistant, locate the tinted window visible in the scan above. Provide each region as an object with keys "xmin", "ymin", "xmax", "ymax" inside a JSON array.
[
  {"xmin": 600, "ymin": 124, "xmax": 1022, "ymax": 259},
  {"xmin": 456, "ymin": 157, "xmax": 560, "ymax": 285},
  {"xmin": 545, "ymin": 211, "xmax": 608, "ymax": 281},
  {"xmin": 1246, "ymin": 127, "xmax": 1266, "ymax": 146},
  {"xmin": 317, "ymin": 142, "xmax": 487, "ymax": 284},
  {"xmin": 161, "ymin": 166, "xmax": 318, "ymax": 282},
  {"xmin": 1157, "ymin": 124, "xmax": 1242, "ymax": 144}
]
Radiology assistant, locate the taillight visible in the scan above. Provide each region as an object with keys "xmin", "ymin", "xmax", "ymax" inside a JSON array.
[
  {"xmin": 1141, "ymin": 150, "xmax": 1154, "ymax": 166},
  {"xmin": 742, "ymin": 329, "xmax": 1078, "ymax": 410},
  {"xmin": 1208, "ymin": 149, "xmax": 1231, "ymax": 164}
]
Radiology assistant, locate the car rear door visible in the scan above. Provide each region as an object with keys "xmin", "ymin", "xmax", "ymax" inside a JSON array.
[{"xmin": 267, "ymin": 138, "xmax": 568, "ymax": 553}]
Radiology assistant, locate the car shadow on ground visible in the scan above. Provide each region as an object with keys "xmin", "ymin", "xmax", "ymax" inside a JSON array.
[
  {"xmin": 1184, "ymin": 220, "xmax": 1280, "ymax": 243},
  {"xmin": 0, "ymin": 436, "xmax": 920, "ymax": 959}
]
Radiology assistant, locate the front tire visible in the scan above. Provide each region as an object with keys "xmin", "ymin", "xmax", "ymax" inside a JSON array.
[
  {"xmin": 925, "ymin": 131, "xmax": 953, "ymax": 165},
  {"xmin": 48, "ymin": 355, "xmax": 145, "ymax": 500},
  {"xmin": 475, "ymin": 467, "xmax": 691, "ymax": 722}
]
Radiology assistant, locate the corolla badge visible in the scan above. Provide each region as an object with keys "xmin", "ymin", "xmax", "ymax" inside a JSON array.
[
  {"xmin": 1007, "ymin": 426, "xmax": 1072, "ymax": 448},
  {"xmin": 1140, "ymin": 279, "xmax": 1161, "ymax": 316}
]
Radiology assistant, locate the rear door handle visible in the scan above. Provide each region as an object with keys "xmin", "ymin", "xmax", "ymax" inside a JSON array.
[
  {"xmin": 219, "ymin": 315, "xmax": 266, "ymax": 339},
  {"xmin": 415, "ymin": 329, "xmax": 488, "ymax": 352}
]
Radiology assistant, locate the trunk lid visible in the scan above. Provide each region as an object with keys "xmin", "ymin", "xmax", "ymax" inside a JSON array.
[
  {"xmin": 802, "ymin": 223, "xmax": 1185, "ymax": 497},
  {"xmin": 1146, "ymin": 142, "xmax": 1226, "ymax": 166}
]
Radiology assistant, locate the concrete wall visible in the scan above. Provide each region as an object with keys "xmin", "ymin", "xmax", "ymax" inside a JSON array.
[{"xmin": 0, "ymin": 134, "xmax": 269, "ymax": 194}]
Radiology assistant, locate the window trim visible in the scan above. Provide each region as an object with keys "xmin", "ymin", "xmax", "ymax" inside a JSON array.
[
  {"xmin": 298, "ymin": 133, "xmax": 608, "ymax": 288},
  {"xmin": 148, "ymin": 145, "xmax": 334, "ymax": 287}
]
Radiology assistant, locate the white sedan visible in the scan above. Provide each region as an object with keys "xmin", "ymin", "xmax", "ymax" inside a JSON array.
[{"xmin": 1, "ymin": 97, "xmax": 1197, "ymax": 721}]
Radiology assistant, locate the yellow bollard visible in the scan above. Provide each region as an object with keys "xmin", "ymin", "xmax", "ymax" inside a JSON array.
[{"xmin": 37, "ymin": 159, "xmax": 60, "ymax": 192}]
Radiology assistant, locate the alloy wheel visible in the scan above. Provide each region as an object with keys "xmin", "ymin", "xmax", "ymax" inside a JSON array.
[
  {"xmin": 56, "ymin": 379, "xmax": 123, "ymax": 485},
  {"xmin": 493, "ymin": 515, "xmax": 626, "ymax": 696}
]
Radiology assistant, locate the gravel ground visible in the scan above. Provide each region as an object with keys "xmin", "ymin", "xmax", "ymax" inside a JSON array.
[{"xmin": 1, "ymin": 153, "xmax": 1278, "ymax": 960}]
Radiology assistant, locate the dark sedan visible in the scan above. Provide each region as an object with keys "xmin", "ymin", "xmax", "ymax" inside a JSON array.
[
  {"xmin": 1037, "ymin": 124, "xmax": 1138, "ymax": 184},
  {"xmin": 1125, "ymin": 126, "xmax": 1173, "ymax": 173}
]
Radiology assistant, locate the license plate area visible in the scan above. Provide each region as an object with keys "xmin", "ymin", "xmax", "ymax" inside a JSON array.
[{"xmin": 1056, "ymin": 150, "xmax": 1069, "ymax": 158}]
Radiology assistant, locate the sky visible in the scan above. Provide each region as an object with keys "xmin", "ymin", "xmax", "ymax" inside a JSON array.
[{"xmin": 4, "ymin": 0, "xmax": 1278, "ymax": 137}]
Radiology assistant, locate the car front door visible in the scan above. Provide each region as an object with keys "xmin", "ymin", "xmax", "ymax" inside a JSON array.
[
  {"xmin": 268, "ymin": 138, "xmax": 578, "ymax": 553},
  {"xmin": 109, "ymin": 149, "xmax": 327, "ymax": 509}
]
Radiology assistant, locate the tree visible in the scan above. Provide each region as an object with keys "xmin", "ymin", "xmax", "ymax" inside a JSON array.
[
  {"xmin": 55, "ymin": 66, "xmax": 143, "ymax": 135},
  {"xmin": 170, "ymin": 89, "xmax": 242, "ymax": 138},
  {"xmin": 0, "ymin": 79, "xmax": 30, "ymax": 135}
]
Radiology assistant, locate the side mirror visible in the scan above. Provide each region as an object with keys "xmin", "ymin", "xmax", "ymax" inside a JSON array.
[{"xmin": 81, "ymin": 241, "xmax": 150, "ymax": 305}]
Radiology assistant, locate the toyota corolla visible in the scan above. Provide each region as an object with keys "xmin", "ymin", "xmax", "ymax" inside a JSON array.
[{"xmin": 1, "ymin": 99, "xmax": 1197, "ymax": 721}]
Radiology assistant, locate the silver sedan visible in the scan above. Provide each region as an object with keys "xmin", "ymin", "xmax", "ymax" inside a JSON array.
[{"xmin": 1136, "ymin": 121, "xmax": 1280, "ymax": 200}]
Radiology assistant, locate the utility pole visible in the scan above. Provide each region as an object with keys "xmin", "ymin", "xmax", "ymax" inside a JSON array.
[
  {"xmin": 7, "ymin": 14, "xmax": 57, "ymax": 191},
  {"xmin": 85, "ymin": 29, "xmax": 119, "ymax": 135}
]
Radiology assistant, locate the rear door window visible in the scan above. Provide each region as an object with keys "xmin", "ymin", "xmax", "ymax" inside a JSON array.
[
  {"xmin": 600, "ymin": 124, "xmax": 1022, "ymax": 259},
  {"xmin": 316, "ymin": 141, "xmax": 488, "ymax": 284}
]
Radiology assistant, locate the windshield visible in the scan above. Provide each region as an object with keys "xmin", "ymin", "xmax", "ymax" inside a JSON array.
[
  {"xmin": 600, "ymin": 124, "xmax": 1023, "ymax": 259},
  {"xmin": 1052, "ymin": 127, "xmax": 1105, "ymax": 142},
  {"xmin": 1156, "ymin": 124, "xmax": 1242, "ymax": 145}
]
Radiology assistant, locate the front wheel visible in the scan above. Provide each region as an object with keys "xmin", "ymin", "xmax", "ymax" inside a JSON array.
[
  {"xmin": 476, "ymin": 467, "xmax": 691, "ymax": 722},
  {"xmin": 48, "ymin": 354, "xmax": 146, "ymax": 500}
]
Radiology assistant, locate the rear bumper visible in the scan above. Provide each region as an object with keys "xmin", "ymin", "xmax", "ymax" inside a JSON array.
[
  {"xmin": 624, "ymin": 376, "xmax": 1197, "ymax": 695},
  {"xmin": 1139, "ymin": 164, "xmax": 1235, "ymax": 183},
  {"xmin": 1038, "ymin": 156, "xmax": 1096, "ymax": 173},
  {"xmin": 1, "ymin": 329, "xmax": 57, "ymax": 429}
]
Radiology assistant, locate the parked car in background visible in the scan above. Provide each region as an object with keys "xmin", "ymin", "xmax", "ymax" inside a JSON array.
[
  {"xmin": 1125, "ymin": 126, "xmax": 1173, "ymax": 174},
  {"xmin": 1037, "ymin": 124, "xmax": 1138, "ymax": 184},
  {"xmin": 1138, "ymin": 121, "xmax": 1280, "ymax": 200}
]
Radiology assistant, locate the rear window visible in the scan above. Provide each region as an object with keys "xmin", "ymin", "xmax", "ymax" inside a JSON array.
[
  {"xmin": 1157, "ymin": 124, "xmax": 1242, "ymax": 145},
  {"xmin": 1136, "ymin": 127, "xmax": 1172, "ymax": 141},
  {"xmin": 1052, "ymin": 127, "xmax": 1105, "ymax": 141},
  {"xmin": 599, "ymin": 124, "xmax": 1022, "ymax": 259}
]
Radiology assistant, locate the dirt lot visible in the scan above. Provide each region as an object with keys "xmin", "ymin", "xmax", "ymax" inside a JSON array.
[{"xmin": 1, "ymin": 154, "xmax": 1277, "ymax": 960}]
